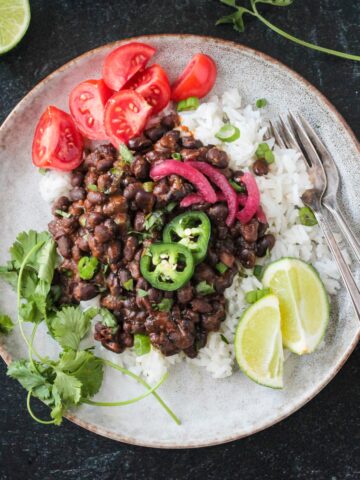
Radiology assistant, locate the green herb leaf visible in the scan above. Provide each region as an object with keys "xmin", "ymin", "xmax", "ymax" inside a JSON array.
[
  {"xmin": 52, "ymin": 306, "xmax": 98, "ymax": 351},
  {"xmin": 37, "ymin": 239, "xmax": 57, "ymax": 284},
  {"xmin": 119, "ymin": 143, "xmax": 134, "ymax": 164},
  {"xmin": 55, "ymin": 209, "xmax": 72, "ymax": 219},
  {"xmin": 256, "ymin": 98, "xmax": 267, "ymax": 108},
  {"xmin": 98, "ymin": 308, "xmax": 118, "ymax": 330},
  {"xmin": 299, "ymin": 206, "xmax": 317, "ymax": 226},
  {"xmin": 10, "ymin": 230, "xmax": 50, "ymax": 270},
  {"xmin": 245, "ymin": 288, "xmax": 270, "ymax": 304},
  {"xmin": 229, "ymin": 179, "xmax": 246, "ymax": 193},
  {"xmin": 134, "ymin": 334, "xmax": 151, "ymax": 356},
  {"xmin": 215, "ymin": 262, "xmax": 228, "ymax": 274},
  {"xmin": 154, "ymin": 298, "xmax": 173, "ymax": 312},
  {"xmin": 165, "ymin": 202, "xmax": 177, "ymax": 213},
  {"xmin": 0, "ymin": 314, "xmax": 14, "ymax": 334},
  {"xmin": 123, "ymin": 278, "xmax": 134, "ymax": 291},
  {"xmin": 137, "ymin": 289, "xmax": 149, "ymax": 297},
  {"xmin": 54, "ymin": 371, "xmax": 82, "ymax": 405},
  {"xmin": 220, "ymin": 334, "xmax": 229, "ymax": 344},
  {"xmin": 253, "ymin": 264, "xmax": 264, "ymax": 280},
  {"xmin": 7, "ymin": 360, "xmax": 51, "ymax": 392},
  {"xmin": 196, "ymin": 281, "xmax": 215, "ymax": 296},
  {"xmin": 171, "ymin": 153, "xmax": 182, "ymax": 160},
  {"xmin": 77, "ymin": 256, "xmax": 99, "ymax": 280},
  {"xmin": 144, "ymin": 210, "xmax": 165, "ymax": 232},
  {"xmin": 38, "ymin": 168, "xmax": 48, "ymax": 175}
]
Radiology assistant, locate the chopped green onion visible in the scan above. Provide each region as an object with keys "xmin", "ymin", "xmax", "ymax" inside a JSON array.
[
  {"xmin": 215, "ymin": 262, "xmax": 228, "ymax": 274},
  {"xmin": 256, "ymin": 98, "xmax": 267, "ymax": 108},
  {"xmin": 110, "ymin": 167, "xmax": 123, "ymax": 177},
  {"xmin": 215, "ymin": 124, "xmax": 240, "ymax": 143},
  {"xmin": 245, "ymin": 288, "xmax": 270, "ymax": 304},
  {"xmin": 77, "ymin": 256, "xmax": 99, "ymax": 280},
  {"xmin": 229, "ymin": 179, "xmax": 246, "ymax": 193},
  {"xmin": 79, "ymin": 216, "xmax": 87, "ymax": 227},
  {"xmin": 119, "ymin": 143, "xmax": 134, "ymax": 164},
  {"xmin": 196, "ymin": 281, "xmax": 215, "ymax": 296},
  {"xmin": 143, "ymin": 181, "xmax": 154, "ymax": 192},
  {"xmin": 154, "ymin": 298, "xmax": 173, "ymax": 312},
  {"xmin": 87, "ymin": 184, "xmax": 98, "ymax": 192},
  {"xmin": 123, "ymin": 278, "xmax": 134, "ymax": 291},
  {"xmin": 177, "ymin": 97, "xmax": 200, "ymax": 112},
  {"xmin": 137, "ymin": 288, "xmax": 149, "ymax": 297},
  {"xmin": 171, "ymin": 152, "xmax": 182, "ymax": 160},
  {"xmin": 299, "ymin": 206, "xmax": 317, "ymax": 226},
  {"xmin": 253, "ymin": 265, "xmax": 264, "ymax": 280},
  {"xmin": 134, "ymin": 334, "xmax": 151, "ymax": 356},
  {"xmin": 165, "ymin": 202, "xmax": 177, "ymax": 213},
  {"xmin": 55, "ymin": 209, "xmax": 72, "ymax": 219},
  {"xmin": 220, "ymin": 334, "xmax": 229, "ymax": 344},
  {"xmin": 255, "ymin": 143, "xmax": 275, "ymax": 164},
  {"xmin": 38, "ymin": 168, "xmax": 47, "ymax": 175}
]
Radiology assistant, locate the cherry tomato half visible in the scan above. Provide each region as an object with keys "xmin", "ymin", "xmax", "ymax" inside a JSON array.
[
  {"xmin": 126, "ymin": 64, "xmax": 171, "ymax": 114},
  {"xmin": 32, "ymin": 106, "xmax": 84, "ymax": 171},
  {"xmin": 171, "ymin": 53, "xmax": 217, "ymax": 102},
  {"xmin": 102, "ymin": 42, "xmax": 156, "ymax": 91},
  {"xmin": 104, "ymin": 90, "xmax": 152, "ymax": 147},
  {"xmin": 69, "ymin": 79, "xmax": 113, "ymax": 140}
]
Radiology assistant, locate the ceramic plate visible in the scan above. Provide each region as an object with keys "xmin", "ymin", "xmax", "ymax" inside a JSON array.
[{"xmin": 0, "ymin": 35, "xmax": 359, "ymax": 448}]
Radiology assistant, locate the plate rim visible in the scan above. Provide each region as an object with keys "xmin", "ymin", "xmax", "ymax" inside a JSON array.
[{"xmin": 0, "ymin": 33, "xmax": 359, "ymax": 449}]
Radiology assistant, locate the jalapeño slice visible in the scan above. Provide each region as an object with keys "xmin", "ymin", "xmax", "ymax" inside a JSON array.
[
  {"xmin": 163, "ymin": 211, "xmax": 211, "ymax": 264},
  {"xmin": 140, "ymin": 243, "xmax": 194, "ymax": 291}
]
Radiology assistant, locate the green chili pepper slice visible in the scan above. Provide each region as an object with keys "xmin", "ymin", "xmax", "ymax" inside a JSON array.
[
  {"xmin": 140, "ymin": 243, "xmax": 194, "ymax": 291},
  {"xmin": 162, "ymin": 211, "xmax": 211, "ymax": 264}
]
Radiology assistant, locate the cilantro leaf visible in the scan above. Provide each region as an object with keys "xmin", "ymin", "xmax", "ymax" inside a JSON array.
[
  {"xmin": 54, "ymin": 371, "xmax": 82, "ymax": 405},
  {"xmin": 10, "ymin": 230, "xmax": 50, "ymax": 270},
  {"xmin": 0, "ymin": 264, "xmax": 18, "ymax": 290},
  {"xmin": 52, "ymin": 306, "xmax": 98, "ymax": 350},
  {"xmin": 37, "ymin": 238, "xmax": 57, "ymax": 284},
  {"xmin": 7, "ymin": 360, "xmax": 50, "ymax": 391},
  {"xmin": 153, "ymin": 298, "xmax": 173, "ymax": 312},
  {"xmin": 196, "ymin": 281, "xmax": 215, "ymax": 296},
  {"xmin": 0, "ymin": 315, "xmax": 14, "ymax": 334},
  {"xmin": 98, "ymin": 308, "xmax": 118, "ymax": 329}
]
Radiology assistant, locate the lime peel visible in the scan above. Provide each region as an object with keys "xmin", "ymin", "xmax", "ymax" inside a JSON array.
[{"xmin": 0, "ymin": 0, "xmax": 31, "ymax": 55}]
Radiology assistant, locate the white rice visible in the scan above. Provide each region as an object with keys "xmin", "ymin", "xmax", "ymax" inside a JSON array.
[
  {"xmin": 39, "ymin": 169, "xmax": 72, "ymax": 203},
  {"xmin": 49, "ymin": 89, "xmax": 341, "ymax": 382}
]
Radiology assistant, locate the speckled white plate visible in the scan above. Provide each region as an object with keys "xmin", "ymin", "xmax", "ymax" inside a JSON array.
[{"xmin": 0, "ymin": 35, "xmax": 359, "ymax": 448}]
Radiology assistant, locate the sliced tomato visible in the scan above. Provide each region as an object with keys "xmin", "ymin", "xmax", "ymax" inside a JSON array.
[
  {"xmin": 69, "ymin": 79, "xmax": 113, "ymax": 140},
  {"xmin": 171, "ymin": 53, "xmax": 217, "ymax": 102},
  {"xmin": 32, "ymin": 106, "xmax": 84, "ymax": 171},
  {"xmin": 103, "ymin": 42, "xmax": 156, "ymax": 91},
  {"xmin": 104, "ymin": 90, "xmax": 152, "ymax": 147},
  {"xmin": 125, "ymin": 64, "xmax": 171, "ymax": 114}
]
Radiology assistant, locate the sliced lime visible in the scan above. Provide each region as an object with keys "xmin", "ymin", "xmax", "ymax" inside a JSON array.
[
  {"xmin": 262, "ymin": 258, "xmax": 329, "ymax": 355},
  {"xmin": 0, "ymin": 0, "xmax": 30, "ymax": 55},
  {"xmin": 235, "ymin": 294, "xmax": 283, "ymax": 389}
]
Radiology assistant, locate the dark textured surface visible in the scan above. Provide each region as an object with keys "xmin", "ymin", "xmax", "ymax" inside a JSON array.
[{"xmin": 0, "ymin": 1, "xmax": 359, "ymax": 479}]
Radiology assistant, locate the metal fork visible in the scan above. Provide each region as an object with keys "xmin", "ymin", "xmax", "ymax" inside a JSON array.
[{"xmin": 270, "ymin": 115, "xmax": 360, "ymax": 318}]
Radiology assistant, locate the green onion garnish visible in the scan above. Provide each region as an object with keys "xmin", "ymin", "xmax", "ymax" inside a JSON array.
[
  {"xmin": 134, "ymin": 334, "xmax": 151, "ymax": 356},
  {"xmin": 215, "ymin": 124, "xmax": 240, "ymax": 143},
  {"xmin": 220, "ymin": 334, "xmax": 229, "ymax": 344},
  {"xmin": 215, "ymin": 262, "xmax": 228, "ymax": 274},
  {"xmin": 196, "ymin": 281, "xmax": 215, "ymax": 296},
  {"xmin": 38, "ymin": 168, "xmax": 47, "ymax": 175},
  {"xmin": 137, "ymin": 289, "xmax": 149, "ymax": 297},
  {"xmin": 171, "ymin": 152, "xmax": 182, "ymax": 160},
  {"xmin": 123, "ymin": 278, "xmax": 134, "ymax": 291},
  {"xmin": 55, "ymin": 209, "xmax": 72, "ymax": 219},
  {"xmin": 77, "ymin": 256, "xmax": 99, "ymax": 280},
  {"xmin": 245, "ymin": 288, "xmax": 270, "ymax": 304},
  {"xmin": 256, "ymin": 98, "xmax": 267, "ymax": 108},
  {"xmin": 253, "ymin": 265, "xmax": 264, "ymax": 280},
  {"xmin": 255, "ymin": 143, "xmax": 275, "ymax": 164},
  {"xmin": 299, "ymin": 206, "xmax": 318, "ymax": 226},
  {"xmin": 229, "ymin": 179, "xmax": 246, "ymax": 193},
  {"xmin": 119, "ymin": 143, "xmax": 134, "ymax": 164},
  {"xmin": 87, "ymin": 184, "xmax": 98, "ymax": 192},
  {"xmin": 177, "ymin": 97, "xmax": 200, "ymax": 112},
  {"xmin": 154, "ymin": 298, "xmax": 174, "ymax": 312},
  {"xmin": 143, "ymin": 181, "xmax": 154, "ymax": 192}
]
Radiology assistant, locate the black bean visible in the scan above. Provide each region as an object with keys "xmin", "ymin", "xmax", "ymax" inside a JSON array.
[
  {"xmin": 219, "ymin": 250, "xmax": 235, "ymax": 267},
  {"xmin": 52, "ymin": 196, "xmax": 70, "ymax": 215},
  {"xmin": 97, "ymin": 157, "xmax": 114, "ymax": 172},
  {"xmin": 181, "ymin": 136, "xmax": 203, "ymax": 149},
  {"xmin": 207, "ymin": 204, "xmax": 228, "ymax": 224},
  {"xmin": 206, "ymin": 147, "xmax": 229, "ymax": 168},
  {"xmin": 87, "ymin": 191, "xmax": 106, "ymax": 205},
  {"xmin": 94, "ymin": 224, "xmax": 113, "ymax": 243},
  {"xmin": 258, "ymin": 221, "xmax": 269, "ymax": 238},
  {"xmin": 177, "ymin": 283, "xmax": 194, "ymax": 304},
  {"xmin": 135, "ymin": 190, "xmax": 155, "ymax": 213},
  {"xmin": 145, "ymin": 150, "xmax": 168, "ymax": 164},
  {"xmin": 70, "ymin": 171, "xmax": 84, "ymax": 187},
  {"xmin": 238, "ymin": 248, "xmax": 256, "ymax": 269},
  {"xmin": 161, "ymin": 113, "xmax": 180, "ymax": 130},
  {"xmin": 232, "ymin": 170, "xmax": 244, "ymax": 184},
  {"xmin": 134, "ymin": 211, "xmax": 146, "ymax": 231},
  {"xmin": 69, "ymin": 187, "xmax": 86, "ymax": 201},
  {"xmin": 253, "ymin": 159, "xmax": 269, "ymax": 176},
  {"xmin": 256, "ymin": 234, "xmax": 276, "ymax": 257},
  {"xmin": 131, "ymin": 156, "xmax": 150, "ymax": 181},
  {"xmin": 73, "ymin": 282, "xmax": 99, "ymax": 301},
  {"xmin": 154, "ymin": 130, "xmax": 180, "ymax": 153},
  {"xmin": 119, "ymin": 268, "xmax": 131, "ymax": 285},
  {"xmin": 195, "ymin": 264, "xmax": 217, "ymax": 284},
  {"xmin": 107, "ymin": 241, "xmax": 122, "ymax": 264},
  {"xmin": 57, "ymin": 235, "xmax": 73, "ymax": 258},
  {"xmin": 191, "ymin": 298, "xmax": 212, "ymax": 313},
  {"xmin": 128, "ymin": 134, "xmax": 152, "ymax": 152},
  {"xmin": 103, "ymin": 194, "xmax": 127, "ymax": 215},
  {"xmin": 86, "ymin": 212, "xmax": 105, "ymax": 230},
  {"xmin": 75, "ymin": 235, "xmax": 90, "ymax": 252},
  {"xmin": 123, "ymin": 182, "xmax": 143, "ymax": 200},
  {"xmin": 144, "ymin": 125, "xmax": 167, "ymax": 142},
  {"xmin": 180, "ymin": 148, "xmax": 203, "ymax": 161},
  {"xmin": 123, "ymin": 236, "xmax": 138, "ymax": 262},
  {"xmin": 148, "ymin": 288, "xmax": 163, "ymax": 303},
  {"xmin": 240, "ymin": 218, "xmax": 259, "ymax": 243}
]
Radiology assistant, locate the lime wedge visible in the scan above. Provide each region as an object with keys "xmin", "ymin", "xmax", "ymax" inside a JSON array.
[
  {"xmin": 0, "ymin": 0, "xmax": 30, "ymax": 55},
  {"xmin": 262, "ymin": 258, "xmax": 329, "ymax": 355},
  {"xmin": 235, "ymin": 294, "xmax": 283, "ymax": 389}
]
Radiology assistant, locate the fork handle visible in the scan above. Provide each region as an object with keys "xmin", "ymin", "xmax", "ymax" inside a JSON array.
[
  {"xmin": 316, "ymin": 210, "xmax": 360, "ymax": 318},
  {"xmin": 324, "ymin": 203, "xmax": 360, "ymax": 264}
]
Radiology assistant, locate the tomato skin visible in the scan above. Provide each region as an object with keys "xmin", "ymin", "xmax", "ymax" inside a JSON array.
[
  {"xmin": 103, "ymin": 42, "xmax": 156, "ymax": 91},
  {"xmin": 125, "ymin": 64, "xmax": 171, "ymax": 114},
  {"xmin": 171, "ymin": 53, "xmax": 217, "ymax": 102},
  {"xmin": 69, "ymin": 79, "xmax": 113, "ymax": 140},
  {"xmin": 32, "ymin": 106, "xmax": 84, "ymax": 171},
  {"xmin": 104, "ymin": 90, "xmax": 152, "ymax": 147}
]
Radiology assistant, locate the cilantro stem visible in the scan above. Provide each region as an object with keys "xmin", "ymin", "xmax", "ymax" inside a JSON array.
[
  {"xmin": 17, "ymin": 241, "xmax": 47, "ymax": 366},
  {"xmin": 102, "ymin": 359, "xmax": 181, "ymax": 425},
  {"xmin": 251, "ymin": 1, "xmax": 360, "ymax": 61},
  {"xmin": 83, "ymin": 372, "xmax": 167, "ymax": 407},
  {"xmin": 26, "ymin": 390, "xmax": 56, "ymax": 425}
]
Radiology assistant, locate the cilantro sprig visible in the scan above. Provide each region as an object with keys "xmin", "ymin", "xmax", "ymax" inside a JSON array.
[
  {"xmin": 217, "ymin": 1, "xmax": 360, "ymax": 62},
  {"xmin": 0, "ymin": 230, "xmax": 180, "ymax": 426}
]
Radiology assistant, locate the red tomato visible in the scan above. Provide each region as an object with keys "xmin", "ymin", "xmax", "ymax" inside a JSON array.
[
  {"xmin": 69, "ymin": 79, "xmax": 113, "ymax": 140},
  {"xmin": 102, "ymin": 42, "xmax": 156, "ymax": 91},
  {"xmin": 104, "ymin": 90, "xmax": 152, "ymax": 147},
  {"xmin": 171, "ymin": 53, "xmax": 217, "ymax": 102},
  {"xmin": 126, "ymin": 64, "xmax": 171, "ymax": 114},
  {"xmin": 32, "ymin": 106, "xmax": 84, "ymax": 171}
]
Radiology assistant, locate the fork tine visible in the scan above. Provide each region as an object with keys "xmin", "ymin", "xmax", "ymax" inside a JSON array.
[
  {"xmin": 269, "ymin": 120, "xmax": 286, "ymax": 148},
  {"xmin": 297, "ymin": 113, "xmax": 329, "ymax": 158},
  {"xmin": 278, "ymin": 115, "xmax": 305, "ymax": 154}
]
